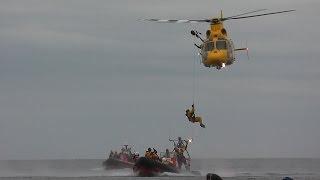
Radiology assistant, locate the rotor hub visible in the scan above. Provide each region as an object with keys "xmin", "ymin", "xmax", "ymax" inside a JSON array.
[{"xmin": 211, "ymin": 18, "xmax": 220, "ymax": 24}]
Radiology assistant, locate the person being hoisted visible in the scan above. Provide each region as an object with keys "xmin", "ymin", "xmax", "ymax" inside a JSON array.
[{"xmin": 186, "ymin": 104, "xmax": 205, "ymax": 128}]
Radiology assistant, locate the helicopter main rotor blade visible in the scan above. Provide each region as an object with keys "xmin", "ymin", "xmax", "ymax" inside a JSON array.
[
  {"xmin": 225, "ymin": 9, "xmax": 268, "ymax": 19},
  {"xmin": 145, "ymin": 9, "xmax": 295, "ymax": 24},
  {"xmin": 224, "ymin": 9, "xmax": 295, "ymax": 20},
  {"xmin": 145, "ymin": 19, "xmax": 209, "ymax": 23}
]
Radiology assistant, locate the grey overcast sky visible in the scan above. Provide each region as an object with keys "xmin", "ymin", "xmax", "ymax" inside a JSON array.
[{"xmin": 0, "ymin": 0, "xmax": 320, "ymax": 160}]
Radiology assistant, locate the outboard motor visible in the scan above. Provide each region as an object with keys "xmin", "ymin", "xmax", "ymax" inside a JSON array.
[{"xmin": 206, "ymin": 173, "xmax": 223, "ymax": 180}]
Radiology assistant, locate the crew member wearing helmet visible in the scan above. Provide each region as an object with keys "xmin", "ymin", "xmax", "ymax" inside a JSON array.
[{"xmin": 145, "ymin": 148, "xmax": 152, "ymax": 159}]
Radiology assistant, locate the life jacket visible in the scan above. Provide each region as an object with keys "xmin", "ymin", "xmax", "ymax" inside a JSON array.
[
  {"xmin": 150, "ymin": 152, "xmax": 159, "ymax": 160},
  {"xmin": 145, "ymin": 151, "xmax": 152, "ymax": 159},
  {"xmin": 186, "ymin": 110, "xmax": 192, "ymax": 118},
  {"xmin": 186, "ymin": 109, "xmax": 196, "ymax": 122}
]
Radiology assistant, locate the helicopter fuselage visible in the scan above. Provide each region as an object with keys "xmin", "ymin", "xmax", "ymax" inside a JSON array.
[
  {"xmin": 147, "ymin": 9, "xmax": 294, "ymax": 69},
  {"xmin": 200, "ymin": 20, "xmax": 235, "ymax": 69}
]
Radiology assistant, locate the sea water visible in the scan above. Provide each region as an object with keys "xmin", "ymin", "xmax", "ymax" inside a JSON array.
[{"xmin": 0, "ymin": 159, "xmax": 319, "ymax": 180}]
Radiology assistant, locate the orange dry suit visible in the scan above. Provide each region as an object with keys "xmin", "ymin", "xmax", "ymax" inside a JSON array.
[
  {"xmin": 151, "ymin": 152, "xmax": 160, "ymax": 161},
  {"xmin": 145, "ymin": 150, "xmax": 152, "ymax": 159}
]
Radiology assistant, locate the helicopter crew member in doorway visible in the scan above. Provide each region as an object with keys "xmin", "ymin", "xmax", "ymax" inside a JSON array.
[{"xmin": 186, "ymin": 104, "xmax": 205, "ymax": 128}]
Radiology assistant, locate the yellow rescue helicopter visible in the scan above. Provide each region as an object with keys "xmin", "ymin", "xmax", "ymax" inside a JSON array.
[{"xmin": 146, "ymin": 9, "xmax": 295, "ymax": 69}]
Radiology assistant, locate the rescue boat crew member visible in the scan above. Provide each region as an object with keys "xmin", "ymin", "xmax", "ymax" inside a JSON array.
[
  {"xmin": 145, "ymin": 148, "xmax": 152, "ymax": 159},
  {"xmin": 151, "ymin": 148, "xmax": 160, "ymax": 161},
  {"xmin": 174, "ymin": 147, "xmax": 189, "ymax": 171}
]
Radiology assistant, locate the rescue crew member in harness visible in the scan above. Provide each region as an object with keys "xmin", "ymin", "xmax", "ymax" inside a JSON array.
[
  {"xmin": 170, "ymin": 137, "xmax": 190, "ymax": 171},
  {"xmin": 186, "ymin": 104, "xmax": 205, "ymax": 128},
  {"xmin": 174, "ymin": 146, "xmax": 190, "ymax": 171},
  {"xmin": 177, "ymin": 137, "xmax": 188, "ymax": 149}
]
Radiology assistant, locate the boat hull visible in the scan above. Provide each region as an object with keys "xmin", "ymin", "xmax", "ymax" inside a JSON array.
[
  {"xmin": 133, "ymin": 157, "xmax": 179, "ymax": 176},
  {"xmin": 103, "ymin": 157, "xmax": 134, "ymax": 170}
]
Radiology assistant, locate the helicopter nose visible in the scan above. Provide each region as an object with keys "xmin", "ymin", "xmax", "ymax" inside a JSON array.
[
  {"xmin": 207, "ymin": 51, "xmax": 227, "ymax": 61},
  {"xmin": 203, "ymin": 50, "xmax": 228, "ymax": 67}
]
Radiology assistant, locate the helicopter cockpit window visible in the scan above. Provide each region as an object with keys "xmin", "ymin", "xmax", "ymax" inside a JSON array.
[
  {"xmin": 204, "ymin": 42, "xmax": 214, "ymax": 51},
  {"xmin": 216, "ymin": 40, "xmax": 227, "ymax": 50}
]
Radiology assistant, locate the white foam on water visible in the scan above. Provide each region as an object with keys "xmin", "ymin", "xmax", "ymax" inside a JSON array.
[
  {"xmin": 103, "ymin": 168, "xmax": 134, "ymax": 176},
  {"xmin": 90, "ymin": 167, "xmax": 105, "ymax": 171},
  {"xmin": 160, "ymin": 171, "xmax": 201, "ymax": 177}
]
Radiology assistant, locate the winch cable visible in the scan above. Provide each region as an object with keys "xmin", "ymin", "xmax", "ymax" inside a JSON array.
[
  {"xmin": 190, "ymin": 48, "xmax": 202, "ymax": 141},
  {"xmin": 192, "ymin": 48, "xmax": 197, "ymax": 106}
]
